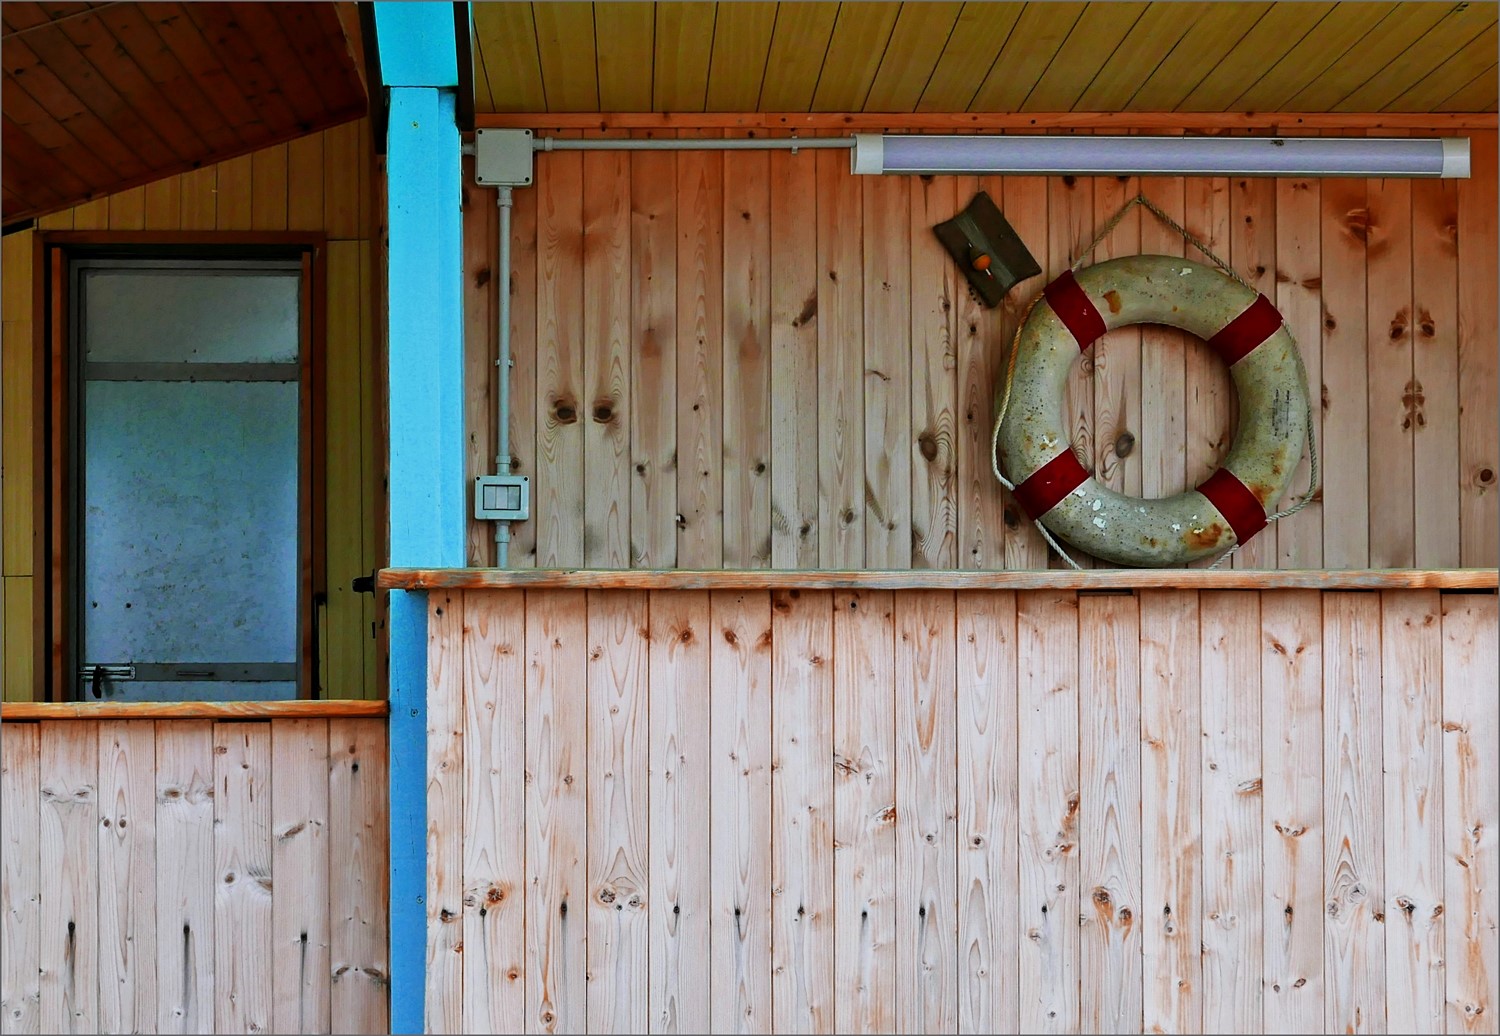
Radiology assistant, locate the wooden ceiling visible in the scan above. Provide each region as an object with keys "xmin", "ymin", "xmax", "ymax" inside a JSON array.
[
  {"xmin": 2, "ymin": 1, "xmax": 368, "ymax": 225},
  {"xmin": 472, "ymin": 1, "xmax": 1499, "ymax": 114}
]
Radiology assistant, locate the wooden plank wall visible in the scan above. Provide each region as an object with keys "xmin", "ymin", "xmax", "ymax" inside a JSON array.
[
  {"xmin": 425, "ymin": 586, "xmax": 1498, "ymax": 1035},
  {"xmin": 463, "ymin": 128, "xmax": 1500, "ymax": 573},
  {"xmin": 0, "ymin": 119, "xmax": 383, "ymax": 701},
  {"xmin": 0, "ymin": 716, "xmax": 389, "ymax": 1035}
]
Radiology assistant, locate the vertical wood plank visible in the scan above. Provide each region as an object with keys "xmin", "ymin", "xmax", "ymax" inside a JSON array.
[
  {"xmin": 1320, "ymin": 175, "xmax": 1371, "ymax": 567},
  {"xmin": 1, "ymin": 723, "xmax": 40, "ymax": 1034},
  {"xmin": 97, "ymin": 721, "xmax": 156, "ymax": 1035},
  {"xmin": 328, "ymin": 718, "xmax": 390, "ymax": 1035},
  {"xmin": 154, "ymin": 721, "xmax": 214, "ymax": 1034},
  {"xmin": 107, "ymin": 186, "xmax": 146, "ymax": 230},
  {"xmin": 1261, "ymin": 590, "xmax": 1325, "ymax": 1031},
  {"xmin": 863, "ymin": 176, "xmax": 912, "ymax": 568},
  {"xmin": 1049, "ymin": 164, "xmax": 1094, "ymax": 568},
  {"xmin": 1323, "ymin": 592, "xmax": 1387, "ymax": 1035},
  {"xmin": 356, "ymin": 240, "xmax": 383, "ymax": 698},
  {"xmin": 527, "ymin": 590, "xmax": 588, "ymax": 1034},
  {"xmin": 896, "ymin": 589, "xmax": 959, "ymax": 1031},
  {"xmin": 1366, "ymin": 160, "xmax": 1416, "ymax": 569},
  {"xmin": 178, "ymin": 166, "xmax": 217, "ymax": 232},
  {"xmin": 676, "ymin": 146, "xmax": 722, "ymax": 569},
  {"xmin": 213, "ymin": 722, "xmax": 272, "ymax": 1034},
  {"xmin": 1381, "ymin": 590, "xmax": 1446, "ymax": 1033},
  {"xmin": 506, "ymin": 173, "xmax": 541, "ymax": 568},
  {"xmin": 1078, "ymin": 593, "xmax": 1142, "ymax": 1033},
  {"xmin": 587, "ymin": 589, "xmax": 650, "ymax": 1033},
  {"xmin": 143, "ymin": 177, "xmax": 180, "ymax": 230},
  {"xmin": 251, "ymin": 143, "xmax": 289, "ymax": 231},
  {"xmin": 323, "ymin": 121, "xmax": 361, "ymax": 240},
  {"xmin": 955, "ymin": 173, "xmax": 1006, "ymax": 571},
  {"xmin": 215, "ymin": 153, "xmax": 253, "ymax": 231},
  {"xmin": 324, "ymin": 241, "xmax": 366, "ymax": 696},
  {"xmin": 271, "ymin": 719, "xmax": 331, "ymax": 1035},
  {"xmin": 71, "ymin": 197, "xmax": 109, "ymax": 230},
  {"xmin": 722, "ymin": 143, "xmax": 772, "ymax": 569},
  {"xmin": 649, "ymin": 590, "xmax": 712, "ymax": 1033},
  {"xmin": 1182, "ymin": 175, "xmax": 1233, "ymax": 504},
  {"xmin": 909, "ymin": 174, "xmax": 959, "ymax": 570},
  {"xmin": 832, "ymin": 589, "xmax": 897, "ymax": 1033},
  {"xmin": 1139, "ymin": 590, "xmax": 1203, "ymax": 1033},
  {"xmin": 630, "ymin": 145, "xmax": 679, "ymax": 569},
  {"xmin": 1015, "ymin": 591, "xmax": 1080, "ymax": 1031},
  {"xmin": 38, "ymin": 722, "xmax": 97, "ymax": 1035},
  {"xmin": 462, "ymin": 168, "xmax": 498, "ymax": 567},
  {"xmin": 287, "ymin": 133, "xmax": 325, "ymax": 232},
  {"xmin": 1457, "ymin": 130, "xmax": 1498, "ymax": 566},
  {"xmin": 536, "ymin": 150, "xmax": 586, "ymax": 567},
  {"xmin": 771, "ymin": 589, "xmax": 834, "ymax": 1033},
  {"xmin": 1000, "ymin": 165, "xmax": 1050, "ymax": 568},
  {"xmin": 709, "ymin": 590, "xmax": 774, "ymax": 1034},
  {"xmin": 956, "ymin": 590, "xmax": 1019, "ymax": 1033},
  {"xmin": 1274, "ymin": 176, "xmax": 1325, "ymax": 568},
  {"xmin": 1230, "ymin": 174, "xmax": 1280, "ymax": 567},
  {"xmin": 425, "ymin": 594, "xmax": 464, "ymax": 1033},
  {"xmin": 461, "ymin": 591, "xmax": 526, "ymax": 1034},
  {"xmin": 1442, "ymin": 593, "xmax": 1499, "ymax": 1033},
  {"xmin": 768, "ymin": 148, "xmax": 819, "ymax": 569},
  {"xmin": 1091, "ymin": 173, "xmax": 1143, "ymax": 513},
  {"xmin": 1199, "ymin": 591, "xmax": 1265, "ymax": 1033},
  {"xmin": 816, "ymin": 149, "xmax": 864, "ymax": 569},
  {"xmin": 583, "ymin": 149, "xmax": 633, "ymax": 568},
  {"xmin": 1411, "ymin": 172, "xmax": 1461, "ymax": 568}
]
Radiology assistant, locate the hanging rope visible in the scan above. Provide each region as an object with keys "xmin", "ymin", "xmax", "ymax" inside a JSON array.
[{"xmin": 989, "ymin": 192, "xmax": 1321, "ymax": 571}]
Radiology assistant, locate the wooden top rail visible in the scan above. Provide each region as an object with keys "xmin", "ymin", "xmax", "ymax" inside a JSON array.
[
  {"xmin": 478, "ymin": 112, "xmax": 1500, "ymax": 131},
  {"xmin": 0, "ymin": 699, "xmax": 389, "ymax": 721},
  {"xmin": 379, "ymin": 567, "xmax": 1498, "ymax": 592}
]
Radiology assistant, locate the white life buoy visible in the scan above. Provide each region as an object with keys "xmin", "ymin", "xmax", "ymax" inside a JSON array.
[{"xmin": 995, "ymin": 254, "xmax": 1309, "ymax": 567}]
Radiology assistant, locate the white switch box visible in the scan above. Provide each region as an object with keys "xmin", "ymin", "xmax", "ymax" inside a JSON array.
[{"xmin": 474, "ymin": 474, "xmax": 530, "ymax": 521}]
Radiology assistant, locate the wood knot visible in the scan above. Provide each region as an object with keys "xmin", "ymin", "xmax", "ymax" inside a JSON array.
[
  {"xmin": 592, "ymin": 402, "xmax": 615, "ymax": 423},
  {"xmin": 1114, "ymin": 430, "xmax": 1135, "ymax": 458},
  {"xmin": 553, "ymin": 399, "xmax": 578, "ymax": 424}
]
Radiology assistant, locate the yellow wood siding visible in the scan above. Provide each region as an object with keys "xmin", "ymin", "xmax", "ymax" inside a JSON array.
[{"xmin": 0, "ymin": 121, "xmax": 382, "ymax": 701}]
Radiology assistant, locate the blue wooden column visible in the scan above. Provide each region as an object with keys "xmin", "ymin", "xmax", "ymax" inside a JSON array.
[{"xmin": 372, "ymin": 5, "xmax": 464, "ymax": 1033}]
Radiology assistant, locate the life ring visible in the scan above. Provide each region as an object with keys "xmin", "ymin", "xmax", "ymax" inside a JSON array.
[{"xmin": 995, "ymin": 254, "xmax": 1309, "ymax": 567}]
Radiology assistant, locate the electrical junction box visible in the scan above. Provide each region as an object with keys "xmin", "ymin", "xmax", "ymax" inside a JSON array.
[
  {"xmin": 474, "ymin": 128, "xmax": 534, "ymax": 187},
  {"xmin": 474, "ymin": 474, "xmax": 530, "ymax": 521}
]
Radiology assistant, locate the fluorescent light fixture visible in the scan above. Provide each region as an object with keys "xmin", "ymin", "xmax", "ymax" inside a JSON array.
[{"xmin": 850, "ymin": 134, "xmax": 1469, "ymax": 179}]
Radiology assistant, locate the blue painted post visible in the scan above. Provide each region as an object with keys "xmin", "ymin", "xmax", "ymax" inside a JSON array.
[{"xmin": 374, "ymin": 5, "xmax": 464, "ymax": 1033}]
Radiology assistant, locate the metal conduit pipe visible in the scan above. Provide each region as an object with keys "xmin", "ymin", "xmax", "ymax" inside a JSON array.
[
  {"xmin": 533, "ymin": 136, "xmax": 856, "ymax": 152},
  {"xmin": 495, "ymin": 186, "xmax": 513, "ymax": 566}
]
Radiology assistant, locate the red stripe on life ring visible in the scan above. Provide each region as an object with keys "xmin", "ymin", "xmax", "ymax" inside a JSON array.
[
  {"xmin": 1206, "ymin": 294, "xmax": 1283, "ymax": 366},
  {"xmin": 1042, "ymin": 270, "xmax": 1107, "ymax": 351},
  {"xmin": 1013, "ymin": 449, "xmax": 1090, "ymax": 521},
  {"xmin": 1196, "ymin": 467, "xmax": 1268, "ymax": 545}
]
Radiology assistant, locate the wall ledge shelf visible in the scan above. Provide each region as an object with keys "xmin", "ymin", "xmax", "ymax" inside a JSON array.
[
  {"xmin": 378, "ymin": 567, "xmax": 1498, "ymax": 592},
  {"xmin": 0, "ymin": 699, "xmax": 390, "ymax": 721}
]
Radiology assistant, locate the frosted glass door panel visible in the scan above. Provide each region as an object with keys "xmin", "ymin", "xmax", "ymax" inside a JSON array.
[
  {"xmin": 81, "ymin": 381, "xmax": 298, "ymax": 699},
  {"xmin": 83, "ymin": 270, "xmax": 300, "ymax": 363}
]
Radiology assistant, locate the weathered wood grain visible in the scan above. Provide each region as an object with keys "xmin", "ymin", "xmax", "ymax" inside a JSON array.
[
  {"xmin": 328, "ymin": 718, "xmax": 390, "ymax": 1035},
  {"xmin": 212, "ymin": 722, "xmax": 272, "ymax": 1034},
  {"xmin": 1016, "ymin": 591, "xmax": 1080, "ymax": 1031},
  {"xmin": 896, "ymin": 589, "xmax": 959, "ymax": 1031},
  {"xmin": 1199, "ymin": 591, "xmax": 1265, "ymax": 1033},
  {"xmin": 270, "ymin": 719, "xmax": 331, "ymax": 1034},
  {"xmin": 587, "ymin": 588, "xmax": 650, "ymax": 1033},
  {"xmin": 675, "ymin": 143, "xmax": 723, "ymax": 570},
  {"xmin": 770, "ymin": 588, "xmax": 834, "ymax": 1033},
  {"xmin": 1091, "ymin": 170, "xmax": 1143, "ymax": 513},
  {"xmin": 1, "ymin": 723, "xmax": 40, "ymax": 1034},
  {"xmin": 1078, "ymin": 593, "xmax": 1142, "ymax": 1034},
  {"xmin": 832, "ymin": 589, "xmax": 897, "ymax": 1033},
  {"xmin": 0, "ymin": 700, "xmax": 388, "ymax": 720},
  {"xmin": 954, "ymin": 171, "xmax": 1003, "ymax": 571},
  {"xmin": 463, "ymin": 165, "xmax": 498, "ymax": 567},
  {"xmin": 1320, "ymin": 175, "xmax": 1371, "ymax": 568},
  {"xmin": 1411, "ymin": 169, "xmax": 1461, "ymax": 568},
  {"xmin": 38, "ymin": 721, "xmax": 97, "ymax": 1034},
  {"xmin": 708, "ymin": 590, "xmax": 774, "ymax": 1033},
  {"xmin": 1181, "ymin": 173, "xmax": 1233, "ymax": 525},
  {"xmin": 96, "ymin": 721, "xmax": 157, "ymax": 1034},
  {"xmin": 909, "ymin": 174, "xmax": 958, "ymax": 570},
  {"xmin": 1458, "ymin": 130, "xmax": 1498, "ymax": 568},
  {"xmin": 863, "ymin": 175, "xmax": 913, "ymax": 570},
  {"xmin": 1049, "ymin": 158, "xmax": 1095, "ymax": 570},
  {"xmin": 154, "ymin": 721, "xmax": 214, "ymax": 1034},
  {"xmin": 648, "ymin": 590, "xmax": 712, "ymax": 1033},
  {"xmin": 1230, "ymin": 171, "xmax": 1280, "ymax": 569},
  {"xmin": 460, "ymin": 591, "xmax": 526, "ymax": 1033},
  {"xmin": 1274, "ymin": 174, "xmax": 1324, "ymax": 569},
  {"xmin": 1261, "ymin": 590, "xmax": 1325, "ymax": 1032}
]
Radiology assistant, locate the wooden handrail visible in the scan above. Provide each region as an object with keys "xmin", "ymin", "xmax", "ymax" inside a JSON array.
[
  {"xmin": 378, "ymin": 567, "xmax": 1498, "ymax": 592},
  {"xmin": 0, "ymin": 699, "xmax": 389, "ymax": 721}
]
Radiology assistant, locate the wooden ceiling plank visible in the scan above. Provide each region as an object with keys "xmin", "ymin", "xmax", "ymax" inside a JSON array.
[
  {"xmin": 1287, "ymin": 2, "xmax": 1468, "ymax": 111},
  {"xmin": 41, "ymin": 5, "xmax": 214, "ymax": 161},
  {"xmin": 704, "ymin": 1, "xmax": 776, "ymax": 112},
  {"xmin": 1435, "ymin": 62, "xmax": 1499, "ymax": 113},
  {"xmin": 861, "ymin": 1, "xmax": 964, "ymax": 112},
  {"xmin": 654, "ymin": 2, "xmax": 717, "ymax": 111},
  {"xmin": 1384, "ymin": 21, "xmax": 1499, "ymax": 113},
  {"xmin": 915, "ymin": 2, "xmax": 1022, "ymax": 112},
  {"xmin": 266, "ymin": 3, "xmax": 359, "ymax": 114},
  {"xmin": 809, "ymin": 1, "xmax": 901, "ymax": 112},
  {"xmin": 91, "ymin": 3, "xmax": 244, "ymax": 152},
  {"xmin": 969, "ymin": 1, "xmax": 1087, "ymax": 112},
  {"xmin": 532, "ymin": 1, "xmax": 599, "ymax": 111},
  {"xmin": 1, "ymin": 65, "xmax": 120, "ymax": 186},
  {"xmin": 1074, "ymin": 1, "xmax": 1210, "ymax": 111},
  {"xmin": 1, "ymin": 35, "xmax": 156, "ymax": 177},
  {"xmin": 1177, "ymin": 2, "xmax": 1336, "ymax": 111},
  {"xmin": 219, "ymin": 2, "xmax": 333, "ymax": 127},
  {"xmin": 1021, "ymin": 1, "xmax": 1150, "ymax": 113},
  {"xmin": 757, "ymin": 2, "xmax": 839, "ymax": 111},
  {"xmin": 139, "ymin": 2, "xmax": 266, "ymax": 138},
  {"xmin": 594, "ymin": 2, "xmax": 653, "ymax": 111},
  {"xmin": 471, "ymin": 1, "xmax": 544, "ymax": 112},
  {"xmin": 1, "ymin": 112, "xmax": 94, "ymax": 206},
  {"xmin": 1335, "ymin": 3, "xmax": 1497, "ymax": 112},
  {"xmin": 1124, "ymin": 2, "xmax": 1271, "ymax": 111},
  {"xmin": 2, "ymin": 2, "xmax": 56, "ymax": 35},
  {"xmin": 1230, "ymin": 2, "xmax": 1397, "ymax": 112},
  {"xmin": 180, "ymin": 2, "xmax": 303, "ymax": 131}
]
